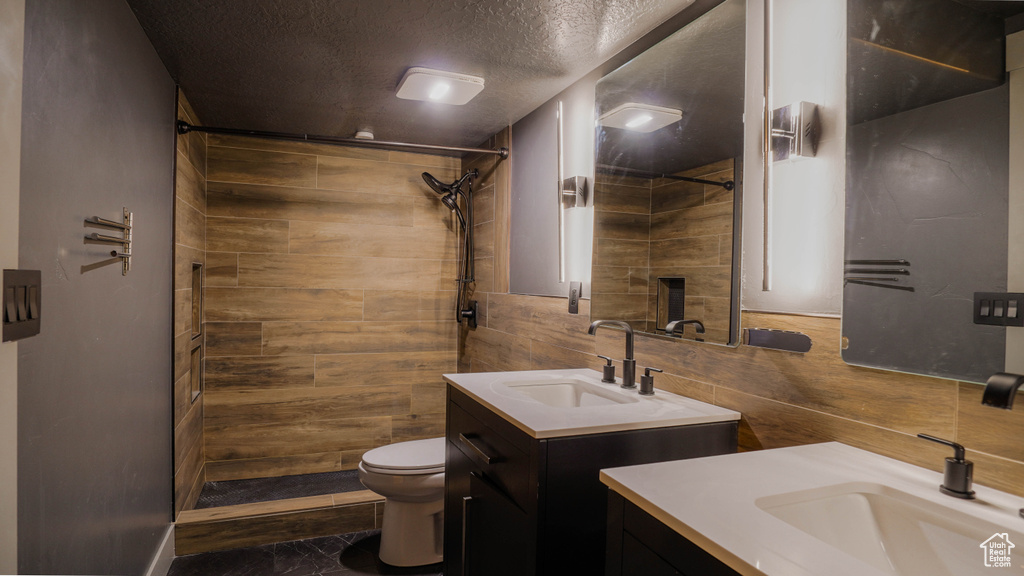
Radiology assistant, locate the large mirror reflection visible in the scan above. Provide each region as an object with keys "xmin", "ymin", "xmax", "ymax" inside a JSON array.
[
  {"xmin": 843, "ymin": 0, "xmax": 1024, "ymax": 383},
  {"xmin": 591, "ymin": 0, "xmax": 746, "ymax": 345}
]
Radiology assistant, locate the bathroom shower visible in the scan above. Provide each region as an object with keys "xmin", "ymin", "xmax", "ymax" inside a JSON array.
[{"xmin": 423, "ymin": 168, "xmax": 479, "ymax": 326}]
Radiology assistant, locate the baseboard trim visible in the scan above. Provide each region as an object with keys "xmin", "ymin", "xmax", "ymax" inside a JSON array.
[{"xmin": 144, "ymin": 524, "xmax": 175, "ymax": 576}]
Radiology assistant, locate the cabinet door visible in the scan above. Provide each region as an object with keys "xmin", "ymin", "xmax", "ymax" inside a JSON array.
[
  {"xmin": 621, "ymin": 533, "xmax": 683, "ymax": 576},
  {"xmin": 466, "ymin": 472, "xmax": 533, "ymax": 576}
]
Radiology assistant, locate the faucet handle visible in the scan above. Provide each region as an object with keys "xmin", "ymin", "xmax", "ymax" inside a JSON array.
[
  {"xmin": 918, "ymin": 434, "xmax": 975, "ymax": 499},
  {"xmin": 639, "ymin": 367, "xmax": 663, "ymax": 396},
  {"xmin": 597, "ymin": 355, "xmax": 616, "ymax": 383}
]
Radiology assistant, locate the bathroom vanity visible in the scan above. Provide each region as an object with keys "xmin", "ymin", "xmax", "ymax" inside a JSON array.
[
  {"xmin": 601, "ymin": 442, "xmax": 1024, "ymax": 576},
  {"xmin": 443, "ymin": 369, "xmax": 740, "ymax": 576}
]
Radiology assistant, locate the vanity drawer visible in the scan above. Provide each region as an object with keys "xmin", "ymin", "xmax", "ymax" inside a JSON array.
[{"xmin": 448, "ymin": 400, "xmax": 532, "ymax": 511}]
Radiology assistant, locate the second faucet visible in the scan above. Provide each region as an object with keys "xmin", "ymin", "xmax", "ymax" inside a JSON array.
[{"xmin": 588, "ymin": 320, "xmax": 636, "ymax": 389}]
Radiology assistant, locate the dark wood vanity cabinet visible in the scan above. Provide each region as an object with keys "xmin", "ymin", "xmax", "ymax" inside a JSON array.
[
  {"xmin": 444, "ymin": 386, "xmax": 738, "ymax": 576},
  {"xmin": 605, "ymin": 491, "xmax": 741, "ymax": 576}
]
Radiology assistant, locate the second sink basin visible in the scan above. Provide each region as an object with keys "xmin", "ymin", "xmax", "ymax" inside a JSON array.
[
  {"xmin": 756, "ymin": 481, "xmax": 1024, "ymax": 575},
  {"xmin": 504, "ymin": 378, "xmax": 639, "ymax": 408}
]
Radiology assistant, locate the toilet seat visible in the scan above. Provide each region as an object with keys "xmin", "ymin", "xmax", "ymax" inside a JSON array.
[{"xmin": 361, "ymin": 437, "xmax": 445, "ymax": 475}]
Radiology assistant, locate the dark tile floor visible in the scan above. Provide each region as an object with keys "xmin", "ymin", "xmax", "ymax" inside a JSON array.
[
  {"xmin": 167, "ymin": 530, "xmax": 443, "ymax": 576},
  {"xmin": 196, "ymin": 470, "xmax": 366, "ymax": 509}
]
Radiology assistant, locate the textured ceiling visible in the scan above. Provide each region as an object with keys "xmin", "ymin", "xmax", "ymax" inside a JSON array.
[{"xmin": 127, "ymin": 0, "xmax": 698, "ymax": 150}]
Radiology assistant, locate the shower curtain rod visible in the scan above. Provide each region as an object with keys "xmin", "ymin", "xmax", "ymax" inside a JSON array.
[
  {"xmin": 176, "ymin": 121, "xmax": 510, "ymax": 159},
  {"xmin": 596, "ymin": 164, "xmax": 735, "ymax": 190}
]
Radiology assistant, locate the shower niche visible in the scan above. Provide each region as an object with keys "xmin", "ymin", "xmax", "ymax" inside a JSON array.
[
  {"xmin": 190, "ymin": 262, "xmax": 202, "ymax": 402},
  {"xmin": 655, "ymin": 277, "xmax": 686, "ymax": 334}
]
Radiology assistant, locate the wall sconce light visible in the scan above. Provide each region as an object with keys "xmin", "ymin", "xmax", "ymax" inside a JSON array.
[
  {"xmin": 561, "ymin": 176, "xmax": 587, "ymax": 208},
  {"xmin": 770, "ymin": 101, "xmax": 821, "ymax": 161}
]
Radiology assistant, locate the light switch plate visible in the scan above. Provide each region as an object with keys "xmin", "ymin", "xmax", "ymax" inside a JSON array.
[
  {"xmin": 568, "ymin": 281, "xmax": 581, "ymax": 314},
  {"xmin": 974, "ymin": 292, "xmax": 1024, "ymax": 326},
  {"xmin": 3, "ymin": 269, "xmax": 42, "ymax": 342}
]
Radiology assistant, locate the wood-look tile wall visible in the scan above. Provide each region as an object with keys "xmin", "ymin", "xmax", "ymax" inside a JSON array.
[
  {"xmin": 174, "ymin": 90, "xmax": 207, "ymax": 516},
  {"xmin": 461, "ymin": 129, "xmax": 511, "ymax": 301},
  {"xmin": 202, "ymin": 134, "xmax": 458, "ymax": 481},
  {"xmin": 590, "ymin": 159, "xmax": 735, "ymax": 343},
  {"xmin": 460, "ymin": 136, "xmax": 1024, "ymax": 497},
  {"xmin": 648, "ymin": 159, "xmax": 734, "ymax": 343},
  {"xmin": 591, "ymin": 174, "xmax": 651, "ymax": 330}
]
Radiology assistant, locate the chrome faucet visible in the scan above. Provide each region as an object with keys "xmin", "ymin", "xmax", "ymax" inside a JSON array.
[
  {"xmin": 588, "ymin": 320, "xmax": 636, "ymax": 389},
  {"xmin": 665, "ymin": 319, "xmax": 705, "ymax": 337}
]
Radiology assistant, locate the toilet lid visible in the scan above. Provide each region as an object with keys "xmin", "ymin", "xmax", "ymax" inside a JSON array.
[{"xmin": 361, "ymin": 437, "xmax": 445, "ymax": 473}]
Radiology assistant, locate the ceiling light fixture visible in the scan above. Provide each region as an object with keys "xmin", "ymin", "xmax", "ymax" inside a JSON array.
[
  {"xmin": 625, "ymin": 114, "xmax": 654, "ymax": 129},
  {"xmin": 599, "ymin": 103, "xmax": 682, "ymax": 133},
  {"xmin": 396, "ymin": 67, "xmax": 484, "ymax": 105},
  {"xmin": 428, "ymin": 82, "xmax": 450, "ymax": 100}
]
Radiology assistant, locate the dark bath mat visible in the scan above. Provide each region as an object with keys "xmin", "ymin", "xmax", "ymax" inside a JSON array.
[{"xmin": 195, "ymin": 469, "xmax": 366, "ymax": 509}]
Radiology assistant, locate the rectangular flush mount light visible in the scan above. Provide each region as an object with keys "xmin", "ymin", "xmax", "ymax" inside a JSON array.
[
  {"xmin": 396, "ymin": 67, "xmax": 485, "ymax": 105},
  {"xmin": 599, "ymin": 103, "xmax": 682, "ymax": 132}
]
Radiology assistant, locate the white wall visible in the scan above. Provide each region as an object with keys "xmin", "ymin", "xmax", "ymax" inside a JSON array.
[
  {"xmin": 0, "ymin": 0, "xmax": 23, "ymax": 571},
  {"xmin": 560, "ymin": 76, "xmax": 598, "ymax": 291},
  {"xmin": 741, "ymin": 0, "xmax": 846, "ymax": 316},
  {"xmin": 509, "ymin": 74, "xmax": 597, "ymax": 299}
]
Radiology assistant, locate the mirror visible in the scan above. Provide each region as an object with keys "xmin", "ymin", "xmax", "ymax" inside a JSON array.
[
  {"xmin": 843, "ymin": 0, "xmax": 1024, "ymax": 383},
  {"xmin": 591, "ymin": 0, "xmax": 746, "ymax": 345}
]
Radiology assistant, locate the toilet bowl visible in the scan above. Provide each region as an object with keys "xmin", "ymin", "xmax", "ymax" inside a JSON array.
[{"xmin": 358, "ymin": 437, "xmax": 446, "ymax": 567}]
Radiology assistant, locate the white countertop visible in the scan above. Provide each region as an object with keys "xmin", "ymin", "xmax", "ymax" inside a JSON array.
[
  {"xmin": 443, "ymin": 368, "xmax": 739, "ymax": 439},
  {"xmin": 600, "ymin": 442, "xmax": 1024, "ymax": 576}
]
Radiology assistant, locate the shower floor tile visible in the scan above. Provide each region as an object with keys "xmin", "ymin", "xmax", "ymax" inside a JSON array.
[
  {"xmin": 167, "ymin": 530, "xmax": 443, "ymax": 576},
  {"xmin": 195, "ymin": 469, "xmax": 366, "ymax": 509}
]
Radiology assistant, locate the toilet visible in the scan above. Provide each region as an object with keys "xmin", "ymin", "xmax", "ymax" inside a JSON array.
[{"xmin": 358, "ymin": 437, "xmax": 446, "ymax": 567}]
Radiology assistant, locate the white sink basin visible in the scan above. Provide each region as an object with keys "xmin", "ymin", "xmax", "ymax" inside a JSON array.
[
  {"xmin": 756, "ymin": 481, "xmax": 1024, "ymax": 575},
  {"xmin": 444, "ymin": 369, "xmax": 739, "ymax": 438},
  {"xmin": 503, "ymin": 378, "xmax": 639, "ymax": 408}
]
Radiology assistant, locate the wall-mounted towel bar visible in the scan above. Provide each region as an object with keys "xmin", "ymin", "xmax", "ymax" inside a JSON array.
[
  {"xmin": 844, "ymin": 259, "xmax": 913, "ymax": 292},
  {"xmin": 85, "ymin": 216, "xmax": 131, "ymax": 231},
  {"xmin": 84, "ymin": 208, "xmax": 132, "ymax": 275},
  {"xmin": 87, "ymin": 232, "xmax": 128, "ymax": 245}
]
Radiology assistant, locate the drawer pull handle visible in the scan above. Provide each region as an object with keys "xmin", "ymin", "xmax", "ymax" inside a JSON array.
[{"xmin": 459, "ymin": 433, "xmax": 495, "ymax": 465}]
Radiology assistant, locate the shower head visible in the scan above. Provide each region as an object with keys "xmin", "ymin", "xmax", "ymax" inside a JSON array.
[
  {"xmin": 424, "ymin": 169, "xmax": 479, "ymax": 231},
  {"xmin": 440, "ymin": 192, "xmax": 459, "ymax": 212},
  {"xmin": 423, "ymin": 169, "xmax": 479, "ymax": 198},
  {"xmin": 422, "ymin": 172, "xmax": 452, "ymax": 196}
]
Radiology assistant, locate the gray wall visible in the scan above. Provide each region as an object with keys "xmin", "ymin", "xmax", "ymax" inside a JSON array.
[
  {"xmin": 18, "ymin": 1, "xmax": 175, "ymax": 574},
  {"xmin": 843, "ymin": 85, "xmax": 1009, "ymax": 383}
]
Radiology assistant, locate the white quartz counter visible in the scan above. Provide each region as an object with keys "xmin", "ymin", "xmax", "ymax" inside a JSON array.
[
  {"xmin": 443, "ymin": 368, "xmax": 739, "ymax": 439},
  {"xmin": 600, "ymin": 442, "xmax": 1024, "ymax": 576}
]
